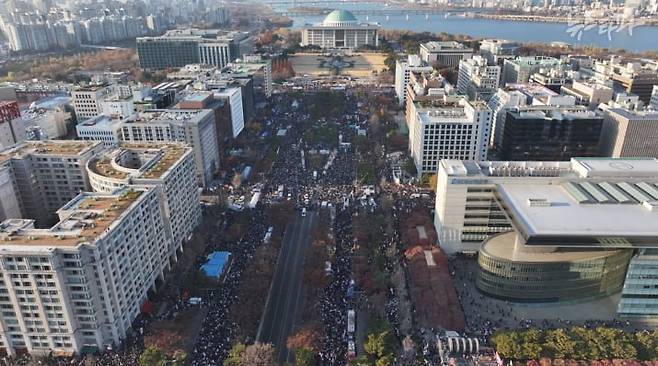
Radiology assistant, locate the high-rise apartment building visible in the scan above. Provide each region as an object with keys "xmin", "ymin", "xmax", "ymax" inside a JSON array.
[
  {"xmin": 0, "ymin": 140, "xmax": 104, "ymax": 226},
  {"xmin": 0, "ymin": 187, "xmax": 173, "ymax": 356},
  {"xmin": 409, "ymin": 98, "xmax": 492, "ymax": 175},
  {"xmin": 120, "ymin": 109, "xmax": 219, "ymax": 186},
  {"xmin": 457, "ymin": 55, "xmax": 501, "ymax": 101},
  {"xmin": 86, "ymin": 143, "xmax": 201, "ymax": 257}
]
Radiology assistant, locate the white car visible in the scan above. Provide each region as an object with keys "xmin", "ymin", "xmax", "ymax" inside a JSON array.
[{"xmin": 301, "ymin": 208, "xmax": 307, "ymax": 217}]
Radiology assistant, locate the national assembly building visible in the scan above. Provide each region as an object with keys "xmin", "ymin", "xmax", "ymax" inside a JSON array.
[{"xmin": 301, "ymin": 10, "xmax": 380, "ymax": 49}]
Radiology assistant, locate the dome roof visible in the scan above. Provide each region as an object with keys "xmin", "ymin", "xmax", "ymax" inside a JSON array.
[{"xmin": 323, "ymin": 10, "xmax": 358, "ymax": 24}]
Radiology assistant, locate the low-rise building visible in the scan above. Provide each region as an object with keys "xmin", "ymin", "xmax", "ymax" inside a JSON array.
[
  {"xmin": 76, "ymin": 115, "xmax": 125, "ymax": 147},
  {"xmin": 502, "ymin": 56, "xmax": 562, "ymax": 85},
  {"xmin": 300, "ymin": 10, "xmax": 379, "ymax": 49},
  {"xmin": 419, "ymin": 41, "xmax": 473, "ymax": 67}
]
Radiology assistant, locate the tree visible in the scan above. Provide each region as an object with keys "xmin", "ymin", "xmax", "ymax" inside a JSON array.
[
  {"xmin": 544, "ymin": 329, "xmax": 576, "ymax": 359},
  {"xmin": 295, "ymin": 348, "xmax": 317, "ymax": 366},
  {"xmin": 171, "ymin": 351, "xmax": 187, "ymax": 366},
  {"xmin": 428, "ymin": 174, "xmax": 438, "ymax": 192},
  {"xmin": 376, "ymin": 354, "xmax": 395, "ymax": 366},
  {"xmin": 224, "ymin": 342, "xmax": 247, "ymax": 366},
  {"xmin": 139, "ymin": 346, "xmax": 165, "ymax": 366},
  {"xmin": 243, "ymin": 343, "xmax": 277, "ymax": 366}
]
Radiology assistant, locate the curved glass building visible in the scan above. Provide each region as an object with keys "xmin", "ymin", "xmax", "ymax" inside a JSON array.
[{"xmin": 476, "ymin": 232, "xmax": 633, "ymax": 302}]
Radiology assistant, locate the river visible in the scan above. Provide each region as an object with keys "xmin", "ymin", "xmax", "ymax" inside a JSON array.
[{"xmin": 271, "ymin": 1, "xmax": 658, "ymax": 52}]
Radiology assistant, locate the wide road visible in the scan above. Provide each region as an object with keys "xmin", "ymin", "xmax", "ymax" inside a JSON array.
[{"xmin": 257, "ymin": 211, "xmax": 317, "ymax": 364}]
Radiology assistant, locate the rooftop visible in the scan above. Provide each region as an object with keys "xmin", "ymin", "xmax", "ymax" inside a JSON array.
[
  {"xmin": 0, "ymin": 188, "xmax": 144, "ymax": 247},
  {"xmin": 88, "ymin": 143, "xmax": 190, "ymax": 180},
  {"xmin": 481, "ymin": 232, "xmax": 623, "ymax": 262},
  {"xmin": 497, "ymin": 181, "xmax": 658, "ymax": 243},
  {"xmin": 422, "ymin": 41, "xmax": 472, "ymax": 52},
  {"xmin": 440, "ymin": 157, "xmax": 658, "ymax": 179},
  {"xmin": 128, "ymin": 109, "xmax": 212, "ymax": 125},
  {"xmin": 0, "ymin": 141, "xmax": 98, "ymax": 165},
  {"xmin": 323, "ymin": 10, "xmax": 358, "ymax": 24}
]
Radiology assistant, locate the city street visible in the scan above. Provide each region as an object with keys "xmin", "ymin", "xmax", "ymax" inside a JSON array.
[{"xmin": 257, "ymin": 212, "xmax": 317, "ymax": 364}]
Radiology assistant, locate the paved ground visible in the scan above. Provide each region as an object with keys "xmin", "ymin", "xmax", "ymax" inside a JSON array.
[{"xmin": 257, "ymin": 211, "xmax": 317, "ymax": 363}]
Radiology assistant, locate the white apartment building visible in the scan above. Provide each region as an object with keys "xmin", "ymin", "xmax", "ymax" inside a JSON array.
[
  {"xmin": 395, "ymin": 55, "xmax": 433, "ymax": 106},
  {"xmin": 0, "ymin": 186, "xmax": 174, "ymax": 356},
  {"xmin": 599, "ymin": 106, "xmax": 658, "ymax": 158},
  {"xmin": 434, "ymin": 157, "xmax": 658, "ymax": 254},
  {"xmin": 120, "ymin": 109, "xmax": 219, "ymax": 186},
  {"xmin": 409, "ymin": 98, "xmax": 492, "ymax": 175},
  {"xmin": 456, "ymin": 55, "xmax": 501, "ymax": 101},
  {"xmin": 71, "ymin": 85, "xmax": 113, "ymax": 120},
  {"xmin": 0, "ymin": 141, "xmax": 104, "ymax": 226},
  {"xmin": 86, "ymin": 143, "xmax": 202, "ymax": 255},
  {"xmin": 419, "ymin": 41, "xmax": 473, "ymax": 67},
  {"xmin": 76, "ymin": 115, "xmax": 124, "ymax": 147}
]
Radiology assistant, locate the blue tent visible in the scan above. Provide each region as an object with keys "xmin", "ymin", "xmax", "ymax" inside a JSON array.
[{"xmin": 200, "ymin": 251, "xmax": 231, "ymax": 278}]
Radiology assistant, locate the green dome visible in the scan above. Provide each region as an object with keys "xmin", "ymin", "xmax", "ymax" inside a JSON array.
[{"xmin": 323, "ymin": 10, "xmax": 358, "ymax": 24}]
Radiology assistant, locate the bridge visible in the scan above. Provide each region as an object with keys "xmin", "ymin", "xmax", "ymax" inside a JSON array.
[
  {"xmin": 277, "ymin": 8, "xmax": 454, "ymax": 16},
  {"xmin": 262, "ymin": 0, "xmax": 372, "ymax": 5}
]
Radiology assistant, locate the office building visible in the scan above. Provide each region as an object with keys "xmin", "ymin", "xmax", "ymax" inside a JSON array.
[
  {"xmin": 404, "ymin": 71, "xmax": 459, "ymax": 130},
  {"xmin": 136, "ymin": 29, "xmax": 251, "ymax": 69},
  {"xmin": 419, "ymin": 41, "xmax": 473, "ymax": 67},
  {"xmin": 502, "ymin": 56, "xmax": 562, "ymax": 85},
  {"xmin": 469, "ymin": 160, "xmax": 658, "ymax": 307},
  {"xmin": 599, "ymin": 107, "xmax": 658, "ymax": 158},
  {"xmin": 71, "ymin": 84, "xmax": 113, "ymax": 120},
  {"xmin": 409, "ymin": 98, "xmax": 492, "ymax": 175},
  {"xmin": 0, "ymin": 164, "xmax": 21, "ymax": 222},
  {"xmin": 593, "ymin": 58, "xmax": 658, "ymax": 104},
  {"xmin": 478, "ymin": 39, "xmax": 518, "ymax": 66},
  {"xmin": 433, "ymin": 157, "xmax": 658, "ymax": 259},
  {"xmin": 561, "ymin": 80, "xmax": 614, "ymax": 108},
  {"xmin": 120, "ymin": 109, "xmax": 219, "ymax": 186},
  {"xmin": 456, "ymin": 56, "xmax": 501, "ymax": 101},
  {"xmin": 0, "ymin": 140, "xmax": 104, "ymax": 226},
  {"xmin": 76, "ymin": 115, "xmax": 124, "ymax": 147},
  {"xmin": 650, "ymin": 85, "xmax": 658, "ymax": 110},
  {"xmin": 395, "ymin": 55, "xmax": 433, "ymax": 106},
  {"xmin": 529, "ymin": 69, "xmax": 571, "ymax": 93},
  {"xmin": 300, "ymin": 10, "xmax": 379, "ymax": 49},
  {"xmin": 499, "ymin": 105, "xmax": 603, "ymax": 161},
  {"xmin": 86, "ymin": 143, "xmax": 201, "ymax": 253}
]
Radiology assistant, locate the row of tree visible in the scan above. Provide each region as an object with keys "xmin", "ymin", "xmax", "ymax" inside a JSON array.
[
  {"xmin": 491, "ymin": 328, "xmax": 658, "ymax": 361},
  {"xmin": 138, "ymin": 346, "xmax": 187, "ymax": 366},
  {"xmin": 350, "ymin": 318, "xmax": 398, "ymax": 366}
]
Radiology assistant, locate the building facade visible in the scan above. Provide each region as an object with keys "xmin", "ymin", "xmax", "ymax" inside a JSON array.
[
  {"xmin": 409, "ymin": 98, "xmax": 492, "ymax": 175},
  {"xmin": 499, "ymin": 106, "xmax": 603, "ymax": 161},
  {"xmin": 456, "ymin": 56, "xmax": 501, "ymax": 101},
  {"xmin": 119, "ymin": 109, "xmax": 219, "ymax": 186},
  {"xmin": 300, "ymin": 10, "xmax": 379, "ymax": 49},
  {"xmin": 395, "ymin": 55, "xmax": 433, "ymax": 106},
  {"xmin": 419, "ymin": 41, "xmax": 473, "ymax": 67},
  {"xmin": 599, "ymin": 107, "xmax": 658, "ymax": 159}
]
